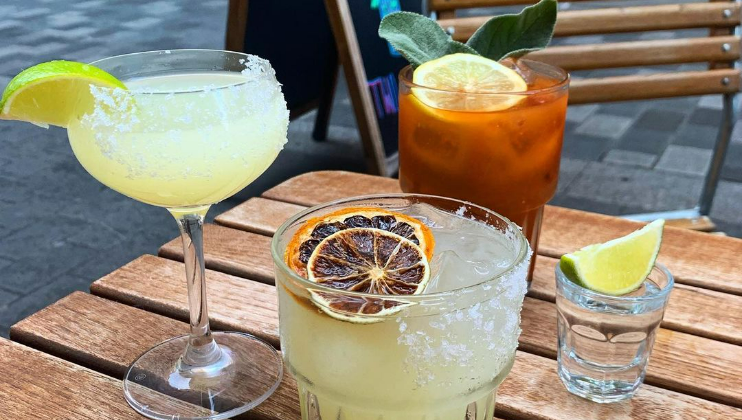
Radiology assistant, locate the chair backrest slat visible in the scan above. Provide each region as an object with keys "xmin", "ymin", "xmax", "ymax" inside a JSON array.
[
  {"xmin": 569, "ymin": 68, "xmax": 740, "ymax": 104},
  {"xmin": 439, "ymin": 3, "xmax": 742, "ymax": 40},
  {"xmin": 527, "ymin": 35, "xmax": 740, "ymax": 70},
  {"xmin": 431, "ymin": 0, "xmax": 601, "ymax": 9}
]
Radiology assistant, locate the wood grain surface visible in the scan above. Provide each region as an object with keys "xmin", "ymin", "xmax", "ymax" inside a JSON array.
[
  {"xmin": 85, "ymin": 255, "xmax": 742, "ymax": 407},
  {"xmin": 0, "ymin": 338, "xmax": 143, "ymax": 419},
  {"xmin": 527, "ymin": 36, "xmax": 741, "ymax": 71},
  {"xmin": 568, "ymin": 69, "xmax": 741, "ymax": 104},
  {"xmin": 159, "ymin": 223, "xmax": 275, "ymax": 284},
  {"xmin": 11, "ymin": 292, "xmax": 742, "ymax": 420},
  {"xmin": 439, "ymin": 2, "xmax": 742, "ymax": 41},
  {"xmin": 215, "ymin": 197, "xmax": 306, "ymax": 236},
  {"xmin": 91, "ymin": 255, "xmax": 279, "ymax": 347},
  {"xmin": 10, "ymin": 292, "xmax": 298, "ymax": 420},
  {"xmin": 260, "ymin": 171, "xmax": 742, "ymax": 295}
]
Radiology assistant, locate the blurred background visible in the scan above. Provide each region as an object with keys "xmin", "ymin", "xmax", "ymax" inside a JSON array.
[{"xmin": 0, "ymin": 0, "xmax": 740, "ymax": 336}]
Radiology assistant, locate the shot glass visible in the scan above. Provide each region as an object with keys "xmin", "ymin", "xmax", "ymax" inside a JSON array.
[{"xmin": 555, "ymin": 263, "xmax": 674, "ymax": 403}]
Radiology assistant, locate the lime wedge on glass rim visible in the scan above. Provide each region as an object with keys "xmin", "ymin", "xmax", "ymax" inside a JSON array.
[
  {"xmin": 560, "ymin": 219, "xmax": 665, "ymax": 296},
  {"xmin": 0, "ymin": 60, "xmax": 126, "ymax": 128}
]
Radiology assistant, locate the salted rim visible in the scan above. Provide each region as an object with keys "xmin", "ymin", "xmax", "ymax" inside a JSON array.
[
  {"xmin": 271, "ymin": 193, "xmax": 531, "ymax": 302},
  {"xmin": 555, "ymin": 262, "xmax": 675, "ymax": 303},
  {"xmin": 89, "ymin": 49, "xmax": 274, "ymax": 95},
  {"xmin": 399, "ymin": 59, "xmax": 570, "ymax": 96}
]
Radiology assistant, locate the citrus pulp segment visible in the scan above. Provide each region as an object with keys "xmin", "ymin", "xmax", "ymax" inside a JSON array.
[
  {"xmin": 306, "ymin": 228, "xmax": 430, "ymax": 322},
  {"xmin": 0, "ymin": 60, "xmax": 126, "ymax": 128},
  {"xmin": 285, "ymin": 206, "xmax": 435, "ymax": 278},
  {"xmin": 411, "ymin": 53, "xmax": 528, "ymax": 111}
]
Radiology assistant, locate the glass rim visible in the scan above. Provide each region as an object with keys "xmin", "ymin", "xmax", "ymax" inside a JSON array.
[
  {"xmin": 555, "ymin": 262, "xmax": 675, "ymax": 303},
  {"xmin": 89, "ymin": 49, "xmax": 274, "ymax": 95},
  {"xmin": 398, "ymin": 59, "xmax": 570, "ymax": 96},
  {"xmin": 271, "ymin": 193, "xmax": 531, "ymax": 301}
]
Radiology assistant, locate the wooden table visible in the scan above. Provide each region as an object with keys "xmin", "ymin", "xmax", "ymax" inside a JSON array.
[{"xmin": 3, "ymin": 170, "xmax": 742, "ymax": 419}]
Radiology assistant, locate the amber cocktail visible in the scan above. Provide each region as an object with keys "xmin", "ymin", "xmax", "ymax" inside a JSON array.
[{"xmin": 398, "ymin": 59, "xmax": 568, "ymax": 281}]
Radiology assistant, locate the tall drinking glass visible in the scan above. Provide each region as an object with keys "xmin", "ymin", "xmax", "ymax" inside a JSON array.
[
  {"xmin": 398, "ymin": 60, "xmax": 569, "ymax": 283},
  {"xmin": 66, "ymin": 50, "xmax": 289, "ymax": 419},
  {"xmin": 272, "ymin": 194, "xmax": 531, "ymax": 420}
]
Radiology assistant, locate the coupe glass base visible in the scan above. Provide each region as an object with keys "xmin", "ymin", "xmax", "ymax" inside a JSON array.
[{"xmin": 123, "ymin": 332, "xmax": 283, "ymax": 420}]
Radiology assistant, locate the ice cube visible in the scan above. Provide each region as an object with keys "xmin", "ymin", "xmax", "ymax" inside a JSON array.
[
  {"xmin": 503, "ymin": 58, "xmax": 537, "ymax": 86},
  {"xmin": 424, "ymin": 249, "xmax": 508, "ymax": 293},
  {"xmin": 403, "ymin": 203, "xmax": 455, "ymax": 229}
]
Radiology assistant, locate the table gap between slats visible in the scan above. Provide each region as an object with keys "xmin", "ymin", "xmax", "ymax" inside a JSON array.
[{"xmin": 10, "ymin": 290, "xmax": 742, "ymax": 419}]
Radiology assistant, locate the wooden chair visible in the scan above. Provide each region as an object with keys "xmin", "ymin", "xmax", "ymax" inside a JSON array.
[{"xmin": 428, "ymin": 0, "xmax": 741, "ymax": 230}]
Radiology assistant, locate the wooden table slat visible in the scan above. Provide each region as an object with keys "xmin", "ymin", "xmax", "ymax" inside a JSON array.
[
  {"xmin": 10, "ymin": 291, "xmax": 298, "ymax": 420},
  {"xmin": 93, "ymin": 255, "xmax": 279, "ymax": 347},
  {"xmin": 216, "ymin": 202, "xmax": 742, "ymax": 346},
  {"xmin": 0, "ymin": 338, "xmax": 142, "ymax": 419},
  {"xmin": 11, "ymin": 291, "xmax": 742, "ymax": 420},
  {"xmin": 259, "ymin": 171, "xmax": 742, "ymax": 295},
  {"xmin": 215, "ymin": 197, "xmax": 306, "ymax": 236},
  {"xmin": 88, "ymin": 255, "xmax": 742, "ymax": 408},
  {"xmin": 159, "ymin": 223, "xmax": 275, "ymax": 284}
]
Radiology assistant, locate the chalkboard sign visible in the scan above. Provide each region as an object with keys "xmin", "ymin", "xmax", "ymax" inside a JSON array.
[{"xmin": 326, "ymin": 0, "xmax": 425, "ymax": 176}]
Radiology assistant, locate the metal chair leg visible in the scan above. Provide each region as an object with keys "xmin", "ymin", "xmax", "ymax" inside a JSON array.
[{"xmin": 698, "ymin": 92, "xmax": 737, "ymax": 215}]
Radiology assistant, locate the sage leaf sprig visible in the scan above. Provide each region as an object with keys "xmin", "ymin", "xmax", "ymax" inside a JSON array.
[
  {"xmin": 378, "ymin": 0, "xmax": 557, "ymax": 66},
  {"xmin": 378, "ymin": 11, "xmax": 478, "ymax": 67},
  {"xmin": 467, "ymin": 0, "xmax": 557, "ymax": 60}
]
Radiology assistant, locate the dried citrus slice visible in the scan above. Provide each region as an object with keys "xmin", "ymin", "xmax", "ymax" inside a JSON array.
[
  {"xmin": 306, "ymin": 228, "xmax": 430, "ymax": 323},
  {"xmin": 285, "ymin": 207, "xmax": 435, "ymax": 278}
]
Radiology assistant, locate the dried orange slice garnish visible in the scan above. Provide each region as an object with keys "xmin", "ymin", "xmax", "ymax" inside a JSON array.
[
  {"xmin": 285, "ymin": 207, "xmax": 435, "ymax": 278},
  {"xmin": 306, "ymin": 228, "xmax": 430, "ymax": 323}
]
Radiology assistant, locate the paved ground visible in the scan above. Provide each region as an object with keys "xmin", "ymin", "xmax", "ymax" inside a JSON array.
[{"xmin": 0, "ymin": 0, "xmax": 740, "ymax": 336}]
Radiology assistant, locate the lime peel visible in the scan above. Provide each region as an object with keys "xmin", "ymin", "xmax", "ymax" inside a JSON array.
[
  {"xmin": 0, "ymin": 60, "xmax": 126, "ymax": 128},
  {"xmin": 560, "ymin": 219, "xmax": 665, "ymax": 296}
]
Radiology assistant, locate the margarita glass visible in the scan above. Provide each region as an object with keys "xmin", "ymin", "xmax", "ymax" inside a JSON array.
[
  {"xmin": 272, "ymin": 194, "xmax": 531, "ymax": 420},
  {"xmin": 67, "ymin": 50, "xmax": 289, "ymax": 419}
]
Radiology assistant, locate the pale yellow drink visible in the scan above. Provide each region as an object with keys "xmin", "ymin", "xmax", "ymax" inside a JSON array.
[
  {"xmin": 273, "ymin": 197, "xmax": 531, "ymax": 420},
  {"xmin": 67, "ymin": 71, "xmax": 288, "ymax": 210}
]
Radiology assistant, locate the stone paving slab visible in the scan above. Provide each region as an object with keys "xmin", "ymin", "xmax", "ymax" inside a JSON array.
[
  {"xmin": 655, "ymin": 146, "xmax": 713, "ymax": 176},
  {"xmin": 603, "ymin": 149, "xmax": 657, "ymax": 168}
]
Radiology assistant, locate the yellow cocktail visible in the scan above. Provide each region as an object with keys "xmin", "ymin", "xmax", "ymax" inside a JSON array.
[
  {"xmin": 273, "ymin": 195, "xmax": 531, "ymax": 420},
  {"xmin": 68, "ymin": 71, "xmax": 287, "ymax": 212}
]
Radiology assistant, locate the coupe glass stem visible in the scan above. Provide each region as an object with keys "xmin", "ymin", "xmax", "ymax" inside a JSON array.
[{"xmin": 175, "ymin": 212, "xmax": 221, "ymax": 368}]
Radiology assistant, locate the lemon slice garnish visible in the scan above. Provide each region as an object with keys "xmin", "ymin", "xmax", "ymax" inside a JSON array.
[{"xmin": 412, "ymin": 53, "xmax": 528, "ymax": 112}]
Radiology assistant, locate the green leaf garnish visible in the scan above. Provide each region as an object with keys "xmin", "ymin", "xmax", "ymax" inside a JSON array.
[
  {"xmin": 467, "ymin": 0, "xmax": 557, "ymax": 60},
  {"xmin": 377, "ymin": 0, "xmax": 557, "ymax": 66},
  {"xmin": 378, "ymin": 11, "xmax": 479, "ymax": 67}
]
